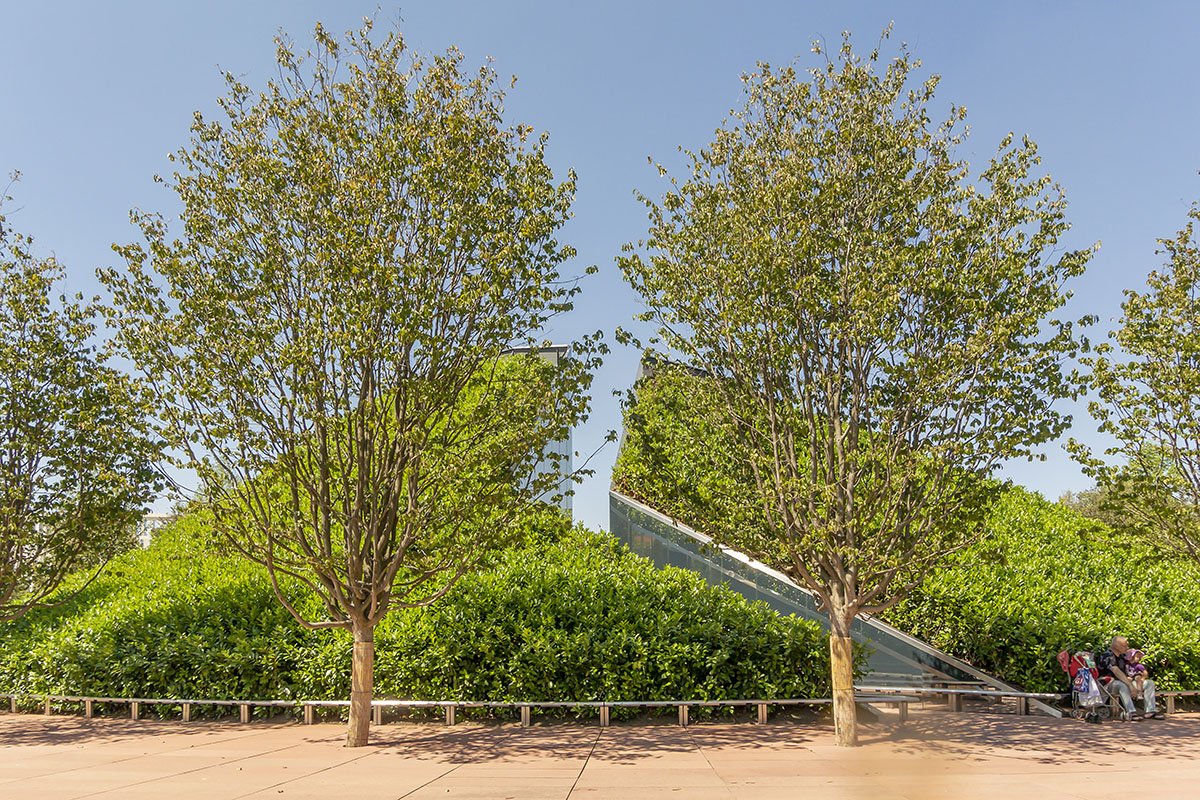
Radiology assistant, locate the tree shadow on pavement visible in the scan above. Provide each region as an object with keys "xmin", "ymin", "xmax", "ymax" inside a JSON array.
[
  {"xmin": 0, "ymin": 714, "xmax": 332, "ymax": 748},
  {"xmin": 5, "ymin": 708, "xmax": 1197, "ymax": 772},
  {"xmin": 860, "ymin": 710, "xmax": 1200, "ymax": 766}
]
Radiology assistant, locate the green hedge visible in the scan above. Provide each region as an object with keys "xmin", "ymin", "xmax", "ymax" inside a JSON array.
[
  {"xmin": 0, "ymin": 513, "xmax": 831, "ymax": 705},
  {"xmin": 613, "ymin": 366, "xmax": 1200, "ymax": 693},
  {"xmin": 884, "ymin": 489, "xmax": 1200, "ymax": 692},
  {"xmin": 0, "ymin": 515, "xmax": 312, "ymax": 701}
]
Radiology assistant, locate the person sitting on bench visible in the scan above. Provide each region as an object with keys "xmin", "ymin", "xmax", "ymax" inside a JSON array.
[{"xmin": 1095, "ymin": 636, "xmax": 1163, "ymax": 720}]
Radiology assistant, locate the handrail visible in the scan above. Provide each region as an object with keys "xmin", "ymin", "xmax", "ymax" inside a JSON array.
[
  {"xmin": 0, "ymin": 691, "xmax": 920, "ymax": 727},
  {"xmin": 855, "ymin": 685, "xmax": 1065, "ymax": 700},
  {"xmin": 0, "ymin": 693, "xmax": 918, "ymax": 708}
]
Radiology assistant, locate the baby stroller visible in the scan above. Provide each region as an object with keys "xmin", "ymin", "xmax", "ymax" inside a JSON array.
[{"xmin": 1057, "ymin": 650, "xmax": 1111, "ymax": 722}]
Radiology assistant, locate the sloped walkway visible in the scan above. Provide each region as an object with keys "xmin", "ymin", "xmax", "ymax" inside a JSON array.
[{"xmin": 0, "ymin": 710, "xmax": 1196, "ymax": 799}]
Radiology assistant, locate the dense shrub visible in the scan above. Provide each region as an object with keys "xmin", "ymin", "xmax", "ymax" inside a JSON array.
[
  {"xmin": 0, "ymin": 514, "xmax": 831, "ymax": 703},
  {"xmin": 0, "ymin": 514, "xmax": 313, "ymax": 700},
  {"xmin": 368, "ymin": 530, "xmax": 830, "ymax": 702},
  {"xmin": 884, "ymin": 489, "xmax": 1200, "ymax": 692}
]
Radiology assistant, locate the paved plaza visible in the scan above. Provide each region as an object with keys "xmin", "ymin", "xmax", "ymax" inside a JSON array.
[{"xmin": 1, "ymin": 710, "xmax": 1198, "ymax": 799}]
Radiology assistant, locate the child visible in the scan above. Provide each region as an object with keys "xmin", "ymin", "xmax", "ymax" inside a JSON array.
[{"xmin": 1119, "ymin": 648, "xmax": 1149, "ymax": 700}]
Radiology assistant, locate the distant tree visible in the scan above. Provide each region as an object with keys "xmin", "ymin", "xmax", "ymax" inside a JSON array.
[
  {"xmin": 0, "ymin": 176, "xmax": 160, "ymax": 621},
  {"xmin": 619, "ymin": 32, "xmax": 1091, "ymax": 746},
  {"xmin": 1071, "ymin": 205, "xmax": 1200, "ymax": 564},
  {"xmin": 1058, "ymin": 486, "xmax": 1126, "ymax": 529},
  {"xmin": 101, "ymin": 23, "xmax": 601, "ymax": 747}
]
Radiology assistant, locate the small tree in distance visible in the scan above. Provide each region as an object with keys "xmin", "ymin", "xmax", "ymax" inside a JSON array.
[
  {"xmin": 0, "ymin": 175, "xmax": 161, "ymax": 621},
  {"xmin": 102, "ymin": 22, "xmax": 602, "ymax": 747},
  {"xmin": 619, "ymin": 30, "xmax": 1091, "ymax": 746},
  {"xmin": 1071, "ymin": 204, "xmax": 1200, "ymax": 565}
]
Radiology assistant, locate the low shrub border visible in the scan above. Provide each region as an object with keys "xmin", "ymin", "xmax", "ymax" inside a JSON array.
[{"xmin": 0, "ymin": 514, "xmax": 834, "ymax": 706}]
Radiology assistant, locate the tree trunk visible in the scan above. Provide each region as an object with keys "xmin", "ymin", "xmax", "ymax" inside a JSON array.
[
  {"xmin": 346, "ymin": 621, "xmax": 375, "ymax": 747},
  {"xmin": 829, "ymin": 614, "xmax": 857, "ymax": 747}
]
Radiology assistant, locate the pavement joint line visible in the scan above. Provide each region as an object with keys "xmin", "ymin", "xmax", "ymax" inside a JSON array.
[
  {"xmin": 226, "ymin": 741, "xmax": 382, "ymax": 800},
  {"xmin": 563, "ymin": 726, "xmax": 603, "ymax": 799},
  {"xmin": 394, "ymin": 725, "xmax": 520, "ymax": 800},
  {"xmin": 69, "ymin": 737, "xmax": 320, "ymax": 800},
  {"xmin": 7, "ymin": 714, "xmax": 1200, "ymax": 797},
  {"xmin": 683, "ymin": 726, "xmax": 736, "ymax": 799}
]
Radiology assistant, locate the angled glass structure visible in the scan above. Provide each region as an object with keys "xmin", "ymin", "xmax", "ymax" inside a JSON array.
[{"xmin": 610, "ymin": 488, "xmax": 1027, "ymax": 691}]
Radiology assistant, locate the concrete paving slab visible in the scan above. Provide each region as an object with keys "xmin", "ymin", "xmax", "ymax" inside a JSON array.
[{"xmin": 1, "ymin": 710, "xmax": 1198, "ymax": 798}]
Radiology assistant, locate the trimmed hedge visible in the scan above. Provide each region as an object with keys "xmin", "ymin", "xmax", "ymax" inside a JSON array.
[
  {"xmin": 884, "ymin": 489, "xmax": 1200, "ymax": 693},
  {"xmin": 0, "ymin": 513, "xmax": 832, "ymax": 704},
  {"xmin": 0, "ymin": 515, "xmax": 312, "ymax": 701}
]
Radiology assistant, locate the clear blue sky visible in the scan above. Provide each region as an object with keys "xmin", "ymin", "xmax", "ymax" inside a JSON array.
[{"xmin": 2, "ymin": 1, "xmax": 1199, "ymax": 531}]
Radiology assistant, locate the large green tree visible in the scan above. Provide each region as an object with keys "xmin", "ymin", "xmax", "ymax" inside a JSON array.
[
  {"xmin": 0, "ymin": 176, "xmax": 160, "ymax": 621},
  {"xmin": 1071, "ymin": 204, "xmax": 1200, "ymax": 564},
  {"xmin": 618, "ymin": 32, "xmax": 1090, "ymax": 745},
  {"xmin": 101, "ymin": 23, "xmax": 600, "ymax": 746}
]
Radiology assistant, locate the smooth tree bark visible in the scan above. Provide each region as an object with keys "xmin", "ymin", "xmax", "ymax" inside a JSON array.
[
  {"xmin": 0, "ymin": 176, "xmax": 160, "ymax": 621},
  {"xmin": 351, "ymin": 620, "xmax": 374, "ymax": 739},
  {"xmin": 102, "ymin": 23, "xmax": 600, "ymax": 747},
  {"xmin": 619, "ymin": 31, "xmax": 1090, "ymax": 746},
  {"xmin": 1071, "ymin": 204, "xmax": 1200, "ymax": 564}
]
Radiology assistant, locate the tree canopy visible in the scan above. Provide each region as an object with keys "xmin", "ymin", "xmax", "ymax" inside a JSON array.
[
  {"xmin": 618, "ymin": 31, "xmax": 1090, "ymax": 745},
  {"xmin": 0, "ymin": 176, "xmax": 161, "ymax": 621},
  {"xmin": 1072, "ymin": 204, "xmax": 1200, "ymax": 564},
  {"xmin": 101, "ymin": 22, "xmax": 601, "ymax": 746}
]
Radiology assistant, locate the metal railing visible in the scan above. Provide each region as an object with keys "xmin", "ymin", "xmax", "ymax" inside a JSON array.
[
  {"xmin": 856, "ymin": 685, "xmax": 1066, "ymax": 715},
  {"xmin": 0, "ymin": 692, "xmax": 920, "ymax": 728},
  {"xmin": 11, "ymin": 687, "xmax": 1185, "ymax": 727}
]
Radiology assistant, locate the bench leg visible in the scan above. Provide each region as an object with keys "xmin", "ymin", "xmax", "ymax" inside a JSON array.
[
  {"xmin": 520, "ymin": 706, "xmax": 531, "ymax": 727},
  {"xmin": 10, "ymin": 697, "xmax": 15, "ymax": 713},
  {"xmin": 44, "ymin": 698, "xmax": 51, "ymax": 716},
  {"xmin": 239, "ymin": 703, "xmax": 250, "ymax": 724},
  {"xmin": 445, "ymin": 706, "xmax": 456, "ymax": 726},
  {"xmin": 131, "ymin": 702, "xmax": 140, "ymax": 721},
  {"xmin": 85, "ymin": 699, "xmax": 94, "ymax": 719},
  {"xmin": 303, "ymin": 704, "xmax": 314, "ymax": 725},
  {"xmin": 678, "ymin": 705, "xmax": 689, "ymax": 727},
  {"xmin": 372, "ymin": 705, "xmax": 382, "ymax": 726},
  {"xmin": 1167, "ymin": 696, "xmax": 1176, "ymax": 715},
  {"xmin": 757, "ymin": 703, "xmax": 768, "ymax": 724},
  {"xmin": 600, "ymin": 706, "xmax": 610, "ymax": 728}
]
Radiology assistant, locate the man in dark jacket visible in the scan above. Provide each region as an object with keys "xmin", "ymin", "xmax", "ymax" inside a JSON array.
[{"xmin": 1096, "ymin": 636, "xmax": 1162, "ymax": 720}]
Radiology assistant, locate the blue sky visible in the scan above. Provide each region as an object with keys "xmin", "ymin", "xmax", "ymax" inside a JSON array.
[{"xmin": 2, "ymin": 2, "xmax": 1198, "ymax": 531}]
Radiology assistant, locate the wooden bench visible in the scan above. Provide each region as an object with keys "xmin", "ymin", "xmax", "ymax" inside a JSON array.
[
  {"xmin": 1157, "ymin": 690, "xmax": 1200, "ymax": 714},
  {"xmin": 228, "ymin": 697, "xmax": 922, "ymax": 728},
  {"xmin": 1097, "ymin": 687, "xmax": 1200, "ymax": 717}
]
